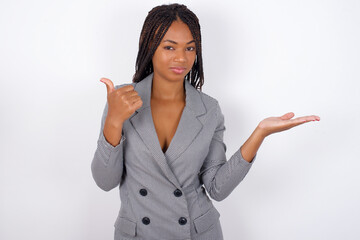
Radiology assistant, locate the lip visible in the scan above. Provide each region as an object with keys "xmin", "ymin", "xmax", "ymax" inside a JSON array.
[{"xmin": 170, "ymin": 67, "xmax": 186, "ymax": 74}]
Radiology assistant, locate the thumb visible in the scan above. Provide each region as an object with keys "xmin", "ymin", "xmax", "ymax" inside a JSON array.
[
  {"xmin": 280, "ymin": 112, "xmax": 295, "ymax": 120},
  {"xmin": 100, "ymin": 78, "xmax": 115, "ymax": 94}
]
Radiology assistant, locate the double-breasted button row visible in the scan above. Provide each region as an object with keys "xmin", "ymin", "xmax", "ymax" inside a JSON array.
[
  {"xmin": 139, "ymin": 188, "xmax": 186, "ymax": 226},
  {"xmin": 141, "ymin": 216, "xmax": 187, "ymax": 225},
  {"xmin": 140, "ymin": 188, "xmax": 183, "ymax": 197}
]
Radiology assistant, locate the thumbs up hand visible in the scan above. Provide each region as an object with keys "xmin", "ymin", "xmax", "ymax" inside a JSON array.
[{"xmin": 100, "ymin": 78, "xmax": 143, "ymax": 126}]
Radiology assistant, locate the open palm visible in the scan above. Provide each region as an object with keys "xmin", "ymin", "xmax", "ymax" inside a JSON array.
[{"xmin": 258, "ymin": 112, "xmax": 320, "ymax": 137}]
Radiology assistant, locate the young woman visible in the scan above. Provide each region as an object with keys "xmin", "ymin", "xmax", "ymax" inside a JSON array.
[{"xmin": 91, "ymin": 3, "xmax": 320, "ymax": 240}]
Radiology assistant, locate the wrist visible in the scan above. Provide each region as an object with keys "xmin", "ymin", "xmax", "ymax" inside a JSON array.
[
  {"xmin": 105, "ymin": 115, "xmax": 124, "ymax": 129},
  {"xmin": 255, "ymin": 125, "xmax": 268, "ymax": 139}
]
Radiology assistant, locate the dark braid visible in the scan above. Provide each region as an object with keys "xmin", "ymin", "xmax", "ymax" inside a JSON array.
[{"xmin": 132, "ymin": 3, "xmax": 204, "ymax": 91}]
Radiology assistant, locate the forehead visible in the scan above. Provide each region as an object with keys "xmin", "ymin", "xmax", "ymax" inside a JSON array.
[{"xmin": 162, "ymin": 20, "xmax": 194, "ymax": 42}]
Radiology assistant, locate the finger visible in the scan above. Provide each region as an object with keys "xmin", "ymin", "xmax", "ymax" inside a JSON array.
[
  {"xmin": 122, "ymin": 86, "xmax": 138, "ymax": 96},
  {"xmin": 297, "ymin": 115, "xmax": 321, "ymax": 123},
  {"xmin": 129, "ymin": 95, "xmax": 142, "ymax": 104},
  {"xmin": 287, "ymin": 116, "xmax": 320, "ymax": 129},
  {"xmin": 100, "ymin": 78, "xmax": 115, "ymax": 94},
  {"xmin": 120, "ymin": 84, "xmax": 135, "ymax": 92},
  {"xmin": 280, "ymin": 112, "xmax": 294, "ymax": 120},
  {"xmin": 281, "ymin": 119, "xmax": 308, "ymax": 130},
  {"xmin": 115, "ymin": 85, "xmax": 136, "ymax": 96},
  {"xmin": 132, "ymin": 98, "xmax": 143, "ymax": 110},
  {"xmin": 122, "ymin": 95, "xmax": 141, "ymax": 105},
  {"xmin": 116, "ymin": 87, "xmax": 138, "ymax": 101}
]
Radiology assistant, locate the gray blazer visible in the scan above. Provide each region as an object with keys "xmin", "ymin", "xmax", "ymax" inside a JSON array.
[{"xmin": 91, "ymin": 73, "xmax": 257, "ymax": 240}]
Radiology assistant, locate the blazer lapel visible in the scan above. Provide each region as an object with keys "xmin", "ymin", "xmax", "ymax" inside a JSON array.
[{"xmin": 129, "ymin": 73, "xmax": 207, "ymax": 189}]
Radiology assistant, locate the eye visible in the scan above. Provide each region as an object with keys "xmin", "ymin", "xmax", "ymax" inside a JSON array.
[
  {"xmin": 187, "ymin": 47, "xmax": 195, "ymax": 51},
  {"xmin": 164, "ymin": 46, "xmax": 174, "ymax": 50}
]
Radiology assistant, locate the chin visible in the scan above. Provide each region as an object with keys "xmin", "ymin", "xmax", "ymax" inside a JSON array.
[{"xmin": 168, "ymin": 74, "xmax": 186, "ymax": 82}]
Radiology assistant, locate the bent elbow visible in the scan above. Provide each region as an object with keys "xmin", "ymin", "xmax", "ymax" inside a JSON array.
[
  {"xmin": 207, "ymin": 187, "xmax": 230, "ymax": 202},
  {"xmin": 91, "ymin": 160, "xmax": 121, "ymax": 192},
  {"xmin": 91, "ymin": 169, "xmax": 120, "ymax": 192},
  {"xmin": 209, "ymin": 194, "xmax": 223, "ymax": 202},
  {"xmin": 94, "ymin": 178, "xmax": 119, "ymax": 192}
]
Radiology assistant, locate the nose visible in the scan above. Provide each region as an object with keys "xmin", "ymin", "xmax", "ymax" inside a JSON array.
[{"xmin": 174, "ymin": 50, "xmax": 186, "ymax": 63}]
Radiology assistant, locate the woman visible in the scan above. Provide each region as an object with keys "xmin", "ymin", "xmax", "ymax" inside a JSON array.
[{"xmin": 91, "ymin": 3, "xmax": 320, "ymax": 240}]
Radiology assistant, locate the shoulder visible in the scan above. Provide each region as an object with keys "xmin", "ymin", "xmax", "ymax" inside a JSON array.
[{"xmin": 197, "ymin": 90, "xmax": 221, "ymax": 113}]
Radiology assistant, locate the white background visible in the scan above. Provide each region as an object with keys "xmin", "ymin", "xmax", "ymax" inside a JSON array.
[{"xmin": 1, "ymin": 0, "xmax": 359, "ymax": 239}]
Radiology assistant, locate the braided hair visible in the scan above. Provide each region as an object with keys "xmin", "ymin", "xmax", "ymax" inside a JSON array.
[{"xmin": 132, "ymin": 3, "xmax": 204, "ymax": 91}]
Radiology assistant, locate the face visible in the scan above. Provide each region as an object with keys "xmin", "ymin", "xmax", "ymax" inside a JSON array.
[{"xmin": 151, "ymin": 20, "xmax": 196, "ymax": 83}]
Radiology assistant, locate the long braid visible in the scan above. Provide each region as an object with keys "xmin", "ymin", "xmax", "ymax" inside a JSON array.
[
  {"xmin": 178, "ymin": 13, "xmax": 204, "ymax": 89},
  {"xmin": 132, "ymin": 4, "xmax": 204, "ymax": 91}
]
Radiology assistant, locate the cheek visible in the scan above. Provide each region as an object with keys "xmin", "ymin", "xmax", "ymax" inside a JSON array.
[
  {"xmin": 153, "ymin": 51, "xmax": 170, "ymax": 66},
  {"xmin": 188, "ymin": 52, "xmax": 197, "ymax": 65}
]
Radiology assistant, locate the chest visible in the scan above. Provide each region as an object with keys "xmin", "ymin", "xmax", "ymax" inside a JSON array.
[{"xmin": 150, "ymin": 99, "xmax": 185, "ymax": 153}]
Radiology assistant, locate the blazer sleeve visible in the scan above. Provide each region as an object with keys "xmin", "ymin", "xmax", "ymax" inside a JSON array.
[
  {"xmin": 199, "ymin": 102, "xmax": 257, "ymax": 201},
  {"xmin": 91, "ymin": 99, "xmax": 126, "ymax": 192}
]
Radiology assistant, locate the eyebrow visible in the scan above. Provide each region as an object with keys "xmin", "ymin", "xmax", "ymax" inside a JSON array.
[{"xmin": 163, "ymin": 39, "xmax": 195, "ymax": 44}]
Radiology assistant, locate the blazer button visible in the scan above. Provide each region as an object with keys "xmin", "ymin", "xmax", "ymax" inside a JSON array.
[
  {"xmin": 173, "ymin": 189, "xmax": 182, "ymax": 197},
  {"xmin": 178, "ymin": 217, "xmax": 187, "ymax": 225},
  {"xmin": 139, "ymin": 188, "xmax": 147, "ymax": 196},
  {"xmin": 142, "ymin": 217, "xmax": 150, "ymax": 225}
]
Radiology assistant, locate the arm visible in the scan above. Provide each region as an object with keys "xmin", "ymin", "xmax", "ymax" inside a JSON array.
[
  {"xmin": 240, "ymin": 126, "xmax": 265, "ymax": 163},
  {"xmin": 91, "ymin": 101, "xmax": 126, "ymax": 192},
  {"xmin": 200, "ymin": 104, "xmax": 320, "ymax": 202},
  {"xmin": 199, "ymin": 102, "xmax": 257, "ymax": 202}
]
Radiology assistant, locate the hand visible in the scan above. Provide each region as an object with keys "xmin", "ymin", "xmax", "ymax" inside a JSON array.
[
  {"xmin": 100, "ymin": 78, "xmax": 143, "ymax": 125},
  {"xmin": 257, "ymin": 112, "xmax": 320, "ymax": 138}
]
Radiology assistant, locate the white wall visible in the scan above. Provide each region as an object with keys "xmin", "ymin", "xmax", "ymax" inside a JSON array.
[{"xmin": 1, "ymin": 0, "xmax": 359, "ymax": 239}]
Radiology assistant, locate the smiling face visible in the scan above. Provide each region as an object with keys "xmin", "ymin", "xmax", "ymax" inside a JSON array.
[{"xmin": 151, "ymin": 20, "xmax": 197, "ymax": 83}]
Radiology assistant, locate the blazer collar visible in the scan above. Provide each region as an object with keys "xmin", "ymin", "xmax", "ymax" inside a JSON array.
[{"xmin": 129, "ymin": 72, "xmax": 206, "ymax": 189}]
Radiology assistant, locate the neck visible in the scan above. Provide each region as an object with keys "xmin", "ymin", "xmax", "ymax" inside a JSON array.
[{"xmin": 151, "ymin": 72, "xmax": 185, "ymax": 101}]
